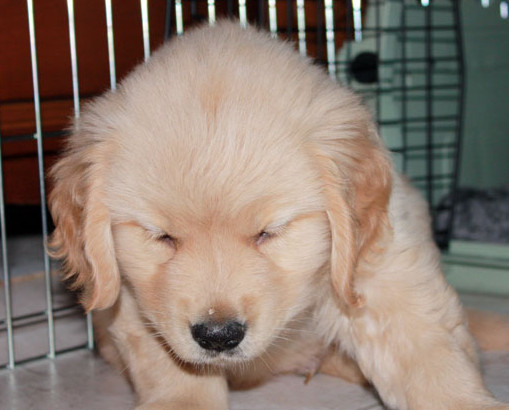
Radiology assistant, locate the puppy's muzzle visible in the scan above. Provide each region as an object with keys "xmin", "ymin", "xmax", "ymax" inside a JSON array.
[{"xmin": 190, "ymin": 321, "xmax": 246, "ymax": 352}]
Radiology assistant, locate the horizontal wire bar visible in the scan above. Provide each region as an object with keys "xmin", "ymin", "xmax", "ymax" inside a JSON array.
[
  {"xmin": 390, "ymin": 142, "xmax": 457, "ymax": 153},
  {"xmin": 0, "ymin": 130, "xmax": 66, "ymax": 143},
  {"xmin": 379, "ymin": 115, "xmax": 459, "ymax": 126},
  {"xmin": 405, "ymin": 4, "xmax": 454, "ymax": 11},
  {"xmin": 0, "ymin": 343, "xmax": 89, "ymax": 371},
  {"xmin": 335, "ymin": 56, "xmax": 460, "ymax": 67},
  {"xmin": 0, "ymin": 304, "xmax": 82, "ymax": 330},
  {"xmin": 411, "ymin": 173, "xmax": 454, "ymax": 182},
  {"xmin": 358, "ymin": 84, "xmax": 461, "ymax": 95}
]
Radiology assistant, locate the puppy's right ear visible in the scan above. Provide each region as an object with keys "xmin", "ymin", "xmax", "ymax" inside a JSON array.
[
  {"xmin": 48, "ymin": 128, "xmax": 120, "ymax": 312},
  {"xmin": 311, "ymin": 91, "xmax": 392, "ymax": 310}
]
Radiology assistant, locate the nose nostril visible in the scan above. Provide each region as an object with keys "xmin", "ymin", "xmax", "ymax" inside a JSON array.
[{"xmin": 190, "ymin": 321, "xmax": 246, "ymax": 352}]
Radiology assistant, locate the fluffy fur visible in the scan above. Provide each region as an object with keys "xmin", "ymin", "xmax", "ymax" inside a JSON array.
[{"xmin": 49, "ymin": 22, "xmax": 508, "ymax": 410}]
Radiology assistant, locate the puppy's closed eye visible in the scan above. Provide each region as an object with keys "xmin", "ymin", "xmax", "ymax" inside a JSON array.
[
  {"xmin": 255, "ymin": 230, "xmax": 275, "ymax": 246},
  {"xmin": 154, "ymin": 233, "xmax": 177, "ymax": 248},
  {"xmin": 255, "ymin": 222, "xmax": 290, "ymax": 246},
  {"xmin": 143, "ymin": 226, "xmax": 178, "ymax": 250}
]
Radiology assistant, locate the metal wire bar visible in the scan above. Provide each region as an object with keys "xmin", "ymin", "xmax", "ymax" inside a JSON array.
[
  {"xmin": 66, "ymin": 0, "xmax": 80, "ymax": 119},
  {"xmin": 351, "ymin": 25, "xmax": 458, "ymax": 33},
  {"xmin": 345, "ymin": 0, "xmax": 353, "ymax": 85},
  {"xmin": 374, "ymin": 0, "xmax": 381, "ymax": 120},
  {"xmin": 0, "ymin": 133, "xmax": 15, "ymax": 369},
  {"xmin": 0, "ymin": 343, "xmax": 89, "ymax": 371},
  {"xmin": 442, "ymin": 0, "xmax": 466, "ymax": 250},
  {"xmin": 412, "ymin": 173, "xmax": 455, "ymax": 182},
  {"xmin": 0, "ymin": 303, "xmax": 83, "ymax": 329},
  {"xmin": 164, "ymin": 0, "xmax": 173, "ymax": 39},
  {"xmin": 337, "ymin": 56, "xmax": 460, "ymax": 65},
  {"xmin": 175, "ymin": 0, "xmax": 184, "ymax": 35},
  {"xmin": 268, "ymin": 0, "xmax": 277, "ymax": 37},
  {"xmin": 406, "ymin": 3, "xmax": 452, "ymax": 11},
  {"xmin": 401, "ymin": 1, "xmax": 408, "ymax": 173},
  {"xmin": 26, "ymin": 0, "xmax": 56, "ymax": 360},
  {"xmin": 208, "ymin": 0, "xmax": 216, "ymax": 25},
  {"xmin": 239, "ymin": 0, "xmax": 247, "ymax": 27},
  {"xmin": 323, "ymin": 0, "xmax": 336, "ymax": 79},
  {"xmin": 352, "ymin": 0, "xmax": 362, "ymax": 42},
  {"xmin": 379, "ymin": 115, "xmax": 459, "ymax": 126},
  {"xmin": 296, "ymin": 0, "xmax": 306, "ymax": 56},
  {"xmin": 424, "ymin": 2, "xmax": 433, "ymax": 207},
  {"xmin": 66, "ymin": 0, "xmax": 94, "ymax": 350},
  {"xmin": 105, "ymin": 0, "xmax": 117, "ymax": 90},
  {"xmin": 2, "ymin": 130, "xmax": 66, "ymax": 143},
  {"xmin": 391, "ymin": 142, "xmax": 457, "ymax": 153},
  {"xmin": 141, "ymin": 0, "xmax": 151, "ymax": 61}
]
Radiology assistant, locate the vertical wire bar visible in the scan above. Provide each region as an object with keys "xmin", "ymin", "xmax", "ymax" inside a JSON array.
[
  {"xmin": 268, "ymin": 0, "xmax": 277, "ymax": 37},
  {"xmin": 208, "ymin": 0, "xmax": 216, "ymax": 25},
  {"xmin": 86, "ymin": 313, "xmax": 94, "ymax": 349},
  {"xmin": 164, "ymin": 0, "xmax": 173, "ymax": 40},
  {"xmin": 424, "ymin": 3, "xmax": 433, "ymax": 206},
  {"xmin": 66, "ymin": 0, "xmax": 94, "ymax": 350},
  {"xmin": 316, "ymin": 1, "xmax": 323, "ymax": 63},
  {"xmin": 296, "ymin": 0, "xmax": 307, "ymax": 56},
  {"xmin": 502, "ymin": 1, "xmax": 509, "ymax": 19},
  {"xmin": 374, "ymin": 0, "xmax": 381, "ymax": 120},
  {"xmin": 105, "ymin": 0, "xmax": 117, "ymax": 90},
  {"xmin": 175, "ymin": 0, "xmax": 184, "ymax": 35},
  {"xmin": 401, "ymin": 2, "xmax": 408, "ymax": 174},
  {"xmin": 446, "ymin": 0, "xmax": 466, "ymax": 249},
  {"xmin": 324, "ymin": 0, "xmax": 336, "ymax": 79},
  {"xmin": 239, "ymin": 0, "xmax": 247, "ymax": 28},
  {"xmin": 66, "ymin": 0, "xmax": 80, "ymax": 119},
  {"xmin": 352, "ymin": 0, "xmax": 362, "ymax": 42},
  {"xmin": 141, "ymin": 0, "xmax": 150, "ymax": 61},
  {"xmin": 345, "ymin": 0, "xmax": 352, "ymax": 85},
  {"xmin": 0, "ymin": 135, "xmax": 15, "ymax": 368},
  {"xmin": 27, "ymin": 0, "xmax": 55, "ymax": 359}
]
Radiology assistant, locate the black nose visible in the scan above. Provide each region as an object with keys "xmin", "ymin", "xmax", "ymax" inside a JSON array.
[{"xmin": 190, "ymin": 321, "xmax": 246, "ymax": 352}]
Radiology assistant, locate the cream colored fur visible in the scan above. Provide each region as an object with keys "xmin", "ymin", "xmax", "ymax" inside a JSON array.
[{"xmin": 48, "ymin": 21, "xmax": 509, "ymax": 410}]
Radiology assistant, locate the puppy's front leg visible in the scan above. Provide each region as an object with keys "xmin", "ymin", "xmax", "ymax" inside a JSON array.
[
  {"xmin": 339, "ymin": 259, "xmax": 507, "ymax": 410},
  {"xmin": 96, "ymin": 290, "xmax": 228, "ymax": 410}
]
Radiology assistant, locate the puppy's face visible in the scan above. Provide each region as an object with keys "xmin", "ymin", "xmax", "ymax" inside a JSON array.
[{"xmin": 108, "ymin": 124, "xmax": 331, "ymax": 366}]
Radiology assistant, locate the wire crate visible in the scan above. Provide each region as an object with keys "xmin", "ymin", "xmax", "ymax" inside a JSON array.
[{"xmin": 0, "ymin": 0, "xmax": 463, "ymax": 369}]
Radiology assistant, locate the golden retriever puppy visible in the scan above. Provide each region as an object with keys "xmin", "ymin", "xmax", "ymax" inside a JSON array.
[{"xmin": 48, "ymin": 21, "xmax": 508, "ymax": 410}]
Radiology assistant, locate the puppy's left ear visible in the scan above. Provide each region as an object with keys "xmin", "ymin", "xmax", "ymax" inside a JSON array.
[
  {"xmin": 48, "ymin": 124, "xmax": 120, "ymax": 312},
  {"xmin": 312, "ymin": 97, "xmax": 392, "ymax": 308}
]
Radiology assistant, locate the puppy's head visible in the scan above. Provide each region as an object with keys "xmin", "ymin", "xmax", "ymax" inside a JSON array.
[{"xmin": 49, "ymin": 22, "xmax": 391, "ymax": 366}]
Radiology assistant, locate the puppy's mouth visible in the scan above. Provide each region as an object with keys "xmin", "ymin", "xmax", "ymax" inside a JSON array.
[{"xmin": 195, "ymin": 346, "xmax": 249, "ymax": 366}]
